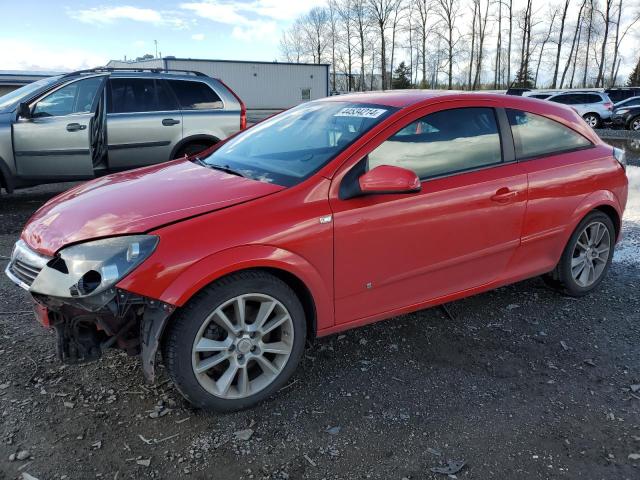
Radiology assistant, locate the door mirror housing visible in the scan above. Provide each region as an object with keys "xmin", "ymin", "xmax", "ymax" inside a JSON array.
[
  {"xmin": 358, "ymin": 165, "xmax": 421, "ymax": 195},
  {"xmin": 17, "ymin": 102, "xmax": 31, "ymax": 120}
]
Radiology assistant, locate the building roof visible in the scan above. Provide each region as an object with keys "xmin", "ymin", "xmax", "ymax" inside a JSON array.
[{"xmin": 110, "ymin": 57, "xmax": 331, "ymax": 68}]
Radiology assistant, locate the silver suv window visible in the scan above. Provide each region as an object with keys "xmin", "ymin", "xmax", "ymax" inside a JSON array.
[
  {"xmin": 32, "ymin": 77, "xmax": 103, "ymax": 118},
  {"xmin": 168, "ymin": 80, "xmax": 223, "ymax": 110},
  {"xmin": 108, "ymin": 78, "xmax": 178, "ymax": 114}
]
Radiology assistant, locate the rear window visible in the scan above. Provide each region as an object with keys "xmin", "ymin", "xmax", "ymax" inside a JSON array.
[
  {"xmin": 507, "ymin": 109, "xmax": 592, "ymax": 159},
  {"xmin": 168, "ymin": 80, "xmax": 223, "ymax": 110},
  {"xmin": 108, "ymin": 78, "xmax": 177, "ymax": 113}
]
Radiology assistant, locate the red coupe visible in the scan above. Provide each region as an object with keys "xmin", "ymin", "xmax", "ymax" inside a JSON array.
[{"xmin": 6, "ymin": 91, "xmax": 628, "ymax": 411}]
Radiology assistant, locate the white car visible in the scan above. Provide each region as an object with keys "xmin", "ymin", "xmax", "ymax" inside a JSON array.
[{"xmin": 545, "ymin": 92, "xmax": 614, "ymax": 128}]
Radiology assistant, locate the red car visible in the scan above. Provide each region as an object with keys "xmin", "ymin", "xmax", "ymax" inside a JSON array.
[{"xmin": 6, "ymin": 92, "xmax": 628, "ymax": 411}]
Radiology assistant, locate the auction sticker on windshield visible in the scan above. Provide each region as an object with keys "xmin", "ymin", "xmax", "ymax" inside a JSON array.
[{"xmin": 334, "ymin": 107, "xmax": 387, "ymax": 118}]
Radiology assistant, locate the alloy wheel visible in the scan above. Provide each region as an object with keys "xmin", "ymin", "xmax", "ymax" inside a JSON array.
[
  {"xmin": 632, "ymin": 118, "xmax": 640, "ymax": 131},
  {"xmin": 191, "ymin": 293, "xmax": 294, "ymax": 399},
  {"xmin": 584, "ymin": 115, "xmax": 598, "ymax": 128},
  {"xmin": 571, "ymin": 221, "xmax": 611, "ymax": 288}
]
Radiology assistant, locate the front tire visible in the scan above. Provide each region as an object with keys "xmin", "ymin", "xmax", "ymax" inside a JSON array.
[
  {"xmin": 544, "ymin": 211, "xmax": 615, "ymax": 297},
  {"xmin": 583, "ymin": 113, "xmax": 601, "ymax": 128},
  {"xmin": 629, "ymin": 116, "xmax": 640, "ymax": 132},
  {"xmin": 162, "ymin": 271, "xmax": 307, "ymax": 411}
]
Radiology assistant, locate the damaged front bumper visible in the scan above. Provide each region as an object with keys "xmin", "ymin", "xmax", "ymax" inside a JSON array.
[{"xmin": 5, "ymin": 239, "xmax": 175, "ymax": 382}]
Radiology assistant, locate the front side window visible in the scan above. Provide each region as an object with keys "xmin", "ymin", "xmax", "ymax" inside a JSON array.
[
  {"xmin": 507, "ymin": 109, "xmax": 592, "ymax": 159},
  {"xmin": 32, "ymin": 77, "xmax": 103, "ymax": 118},
  {"xmin": 367, "ymin": 107, "xmax": 503, "ymax": 179},
  {"xmin": 168, "ymin": 80, "xmax": 222, "ymax": 110},
  {"xmin": 108, "ymin": 78, "xmax": 177, "ymax": 113},
  {"xmin": 201, "ymin": 102, "xmax": 396, "ymax": 186}
]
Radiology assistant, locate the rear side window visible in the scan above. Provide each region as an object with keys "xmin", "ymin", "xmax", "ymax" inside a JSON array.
[
  {"xmin": 549, "ymin": 95, "xmax": 575, "ymax": 105},
  {"xmin": 507, "ymin": 109, "xmax": 592, "ymax": 159},
  {"xmin": 168, "ymin": 80, "xmax": 223, "ymax": 110},
  {"xmin": 108, "ymin": 78, "xmax": 177, "ymax": 113},
  {"xmin": 575, "ymin": 94, "xmax": 602, "ymax": 104},
  {"xmin": 367, "ymin": 107, "xmax": 503, "ymax": 179}
]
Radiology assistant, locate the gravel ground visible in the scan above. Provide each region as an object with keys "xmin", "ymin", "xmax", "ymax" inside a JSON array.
[{"xmin": 1, "ymin": 137, "xmax": 640, "ymax": 480}]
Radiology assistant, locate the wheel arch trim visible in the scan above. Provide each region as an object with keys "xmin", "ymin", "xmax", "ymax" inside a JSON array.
[
  {"xmin": 148, "ymin": 244, "xmax": 332, "ymax": 334},
  {"xmin": 567, "ymin": 191, "xmax": 623, "ymax": 242},
  {"xmin": 169, "ymin": 134, "xmax": 220, "ymax": 160}
]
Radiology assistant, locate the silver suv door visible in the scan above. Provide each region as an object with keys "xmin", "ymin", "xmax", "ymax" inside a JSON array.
[
  {"xmin": 106, "ymin": 77, "xmax": 182, "ymax": 170},
  {"xmin": 12, "ymin": 76, "xmax": 106, "ymax": 179}
]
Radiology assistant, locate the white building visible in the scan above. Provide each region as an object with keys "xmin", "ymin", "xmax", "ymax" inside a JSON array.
[{"xmin": 107, "ymin": 57, "xmax": 330, "ymax": 111}]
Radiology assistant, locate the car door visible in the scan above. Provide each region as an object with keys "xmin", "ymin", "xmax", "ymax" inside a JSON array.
[
  {"xmin": 12, "ymin": 75, "xmax": 106, "ymax": 179},
  {"xmin": 330, "ymin": 104, "xmax": 528, "ymax": 325},
  {"xmin": 106, "ymin": 77, "xmax": 182, "ymax": 170}
]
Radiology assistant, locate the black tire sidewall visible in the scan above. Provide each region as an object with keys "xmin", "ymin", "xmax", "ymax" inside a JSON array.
[
  {"xmin": 558, "ymin": 212, "xmax": 615, "ymax": 296},
  {"xmin": 163, "ymin": 272, "xmax": 307, "ymax": 411}
]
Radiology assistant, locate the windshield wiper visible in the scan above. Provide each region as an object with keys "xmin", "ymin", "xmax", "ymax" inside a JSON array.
[{"xmin": 192, "ymin": 157, "xmax": 247, "ymax": 178}]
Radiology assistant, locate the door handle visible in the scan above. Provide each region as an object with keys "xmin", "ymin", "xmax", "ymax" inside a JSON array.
[
  {"xmin": 66, "ymin": 123, "xmax": 87, "ymax": 132},
  {"xmin": 491, "ymin": 188, "xmax": 519, "ymax": 203},
  {"xmin": 162, "ymin": 118, "xmax": 180, "ymax": 126}
]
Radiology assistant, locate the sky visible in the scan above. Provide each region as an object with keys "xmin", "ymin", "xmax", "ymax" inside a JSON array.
[{"xmin": 0, "ymin": 0, "xmax": 326, "ymax": 72}]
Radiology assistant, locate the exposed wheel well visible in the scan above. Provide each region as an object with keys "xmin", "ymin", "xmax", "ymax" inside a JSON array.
[
  {"xmin": 193, "ymin": 267, "xmax": 317, "ymax": 339},
  {"xmin": 583, "ymin": 112, "xmax": 600, "ymax": 118},
  {"xmin": 595, "ymin": 205, "xmax": 621, "ymax": 240},
  {"xmin": 171, "ymin": 135, "xmax": 220, "ymax": 159}
]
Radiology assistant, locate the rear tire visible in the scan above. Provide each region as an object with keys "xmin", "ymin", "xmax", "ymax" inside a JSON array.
[
  {"xmin": 162, "ymin": 271, "xmax": 307, "ymax": 412},
  {"xmin": 630, "ymin": 116, "xmax": 640, "ymax": 132},
  {"xmin": 583, "ymin": 113, "xmax": 601, "ymax": 128},
  {"xmin": 544, "ymin": 211, "xmax": 615, "ymax": 297}
]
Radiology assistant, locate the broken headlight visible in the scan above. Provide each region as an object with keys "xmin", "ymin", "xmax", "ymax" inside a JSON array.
[{"xmin": 31, "ymin": 235, "xmax": 158, "ymax": 299}]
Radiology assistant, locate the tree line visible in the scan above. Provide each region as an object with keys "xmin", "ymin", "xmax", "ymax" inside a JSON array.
[{"xmin": 279, "ymin": 0, "xmax": 640, "ymax": 91}]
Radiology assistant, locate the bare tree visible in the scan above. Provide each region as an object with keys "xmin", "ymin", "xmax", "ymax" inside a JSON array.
[
  {"xmin": 596, "ymin": 0, "xmax": 613, "ymax": 87},
  {"xmin": 335, "ymin": 0, "xmax": 356, "ymax": 91},
  {"xmin": 608, "ymin": 0, "xmax": 640, "ymax": 85},
  {"xmin": 352, "ymin": 0, "xmax": 371, "ymax": 90},
  {"xmin": 368, "ymin": 0, "xmax": 399, "ymax": 89},
  {"xmin": 534, "ymin": 6, "xmax": 558, "ymax": 87},
  {"xmin": 494, "ymin": 0, "xmax": 503, "ymax": 88},
  {"xmin": 414, "ymin": 0, "xmax": 433, "ymax": 87},
  {"xmin": 389, "ymin": 1, "xmax": 406, "ymax": 89},
  {"xmin": 507, "ymin": 0, "xmax": 513, "ymax": 85},
  {"xmin": 468, "ymin": 0, "xmax": 477, "ymax": 88},
  {"xmin": 301, "ymin": 7, "xmax": 330, "ymax": 64},
  {"xmin": 582, "ymin": 0, "xmax": 594, "ymax": 87},
  {"xmin": 434, "ymin": 0, "xmax": 461, "ymax": 89},
  {"xmin": 551, "ymin": 0, "xmax": 570, "ymax": 89},
  {"xmin": 560, "ymin": 0, "xmax": 586, "ymax": 88},
  {"xmin": 472, "ymin": 0, "xmax": 490, "ymax": 89}
]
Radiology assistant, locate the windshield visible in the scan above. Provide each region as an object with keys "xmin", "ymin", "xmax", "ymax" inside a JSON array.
[
  {"xmin": 0, "ymin": 76, "xmax": 62, "ymax": 112},
  {"xmin": 200, "ymin": 101, "xmax": 397, "ymax": 186}
]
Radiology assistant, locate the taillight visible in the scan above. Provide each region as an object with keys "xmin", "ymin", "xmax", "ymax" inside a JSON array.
[
  {"xmin": 240, "ymin": 104, "xmax": 247, "ymax": 130},
  {"xmin": 604, "ymin": 102, "xmax": 613, "ymax": 110},
  {"xmin": 613, "ymin": 147, "xmax": 626, "ymax": 170}
]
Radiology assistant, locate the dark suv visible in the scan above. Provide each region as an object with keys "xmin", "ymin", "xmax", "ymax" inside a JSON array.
[{"xmin": 0, "ymin": 67, "xmax": 246, "ymax": 193}]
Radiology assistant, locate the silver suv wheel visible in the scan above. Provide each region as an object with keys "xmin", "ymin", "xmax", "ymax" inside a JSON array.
[{"xmin": 583, "ymin": 114, "xmax": 599, "ymax": 128}]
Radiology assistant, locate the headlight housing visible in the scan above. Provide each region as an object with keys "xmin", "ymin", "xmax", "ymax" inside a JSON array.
[{"xmin": 31, "ymin": 235, "xmax": 158, "ymax": 301}]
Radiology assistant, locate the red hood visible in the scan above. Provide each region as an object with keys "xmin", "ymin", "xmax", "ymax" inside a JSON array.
[{"xmin": 22, "ymin": 160, "xmax": 284, "ymax": 256}]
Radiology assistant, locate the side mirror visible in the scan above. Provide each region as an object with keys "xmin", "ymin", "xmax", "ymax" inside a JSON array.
[
  {"xmin": 358, "ymin": 165, "xmax": 421, "ymax": 195},
  {"xmin": 17, "ymin": 102, "xmax": 31, "ymax": 120}
]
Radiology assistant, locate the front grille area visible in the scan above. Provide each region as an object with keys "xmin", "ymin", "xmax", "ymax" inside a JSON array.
[{"xmin": 10, "ymin": 259, "xmax": 43, "ymax": 287}]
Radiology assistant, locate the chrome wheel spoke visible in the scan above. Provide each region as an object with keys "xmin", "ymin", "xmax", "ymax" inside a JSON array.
[
  {"xmin": 234, "ymin": 296, "xmax": 246, "ymax": 330},
  {"xmin": 255, "ymin": 355, "xmax": 279, "ymax": 376},
  {"xmin": 194, "ymin": 352, "xmax": 229, "ymax": 374},
  {"xmin": 194, "ymin": 337, "xmax": 230, "ymax": 353},
  {"xmin": 572, "ymin": 258, "xmax": 587, "ymax": 277},
  {"xmin": 213, "ymin": 309, "xmax": 239, "ymax": 336},
  {"xmin": 237, "ymin": 366, "xmax": 250, "ymax": 396},
  {"xmin": 260, "ymin": 314, "xmax": 290, "ymax": 336},
  {"xmin": 254, "ymin": 300, "xmax": 276, "ymax": 330},
  {"xmin": 216, "ymin": 363, "xmax": 238, "ymax": 395},
  {"xmin": 261, "ymin": 341, "xmax": 291, "ymax": 355}
]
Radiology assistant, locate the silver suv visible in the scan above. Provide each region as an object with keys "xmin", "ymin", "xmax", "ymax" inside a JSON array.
[
  {"xmin": 0, "ymin": 68, "xmax": 246, "ymax": 193},
  {"xmin": 545, "ymin": 91, "xmax": 613, "ymax": 128}
]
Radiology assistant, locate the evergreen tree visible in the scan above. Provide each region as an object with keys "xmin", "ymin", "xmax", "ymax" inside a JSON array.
[
  {"xmin": 512, "ymin": 66, "xmax": 535, "ymax": 89},
  {"xmin": 392, "ymin": 62, "xmax": 412, "ymax": 89},
  {"xmin": 628, "ymin": 56, "xmax": 640, "ymax": 87}
]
